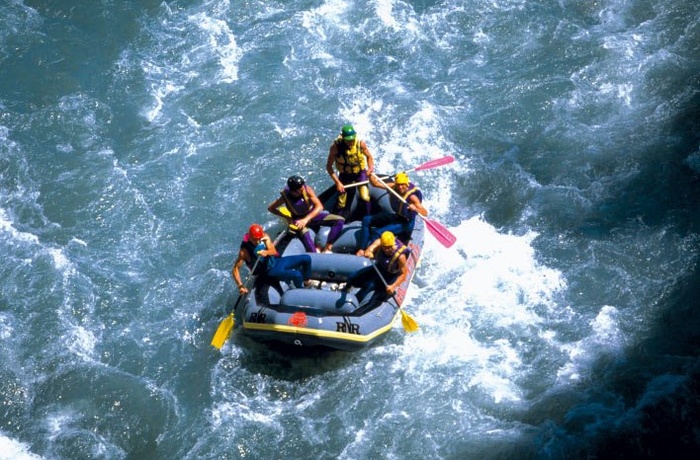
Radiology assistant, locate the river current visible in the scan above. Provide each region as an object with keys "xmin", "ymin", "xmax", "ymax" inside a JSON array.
[{"xmin": 1, "ymin": 1, "xmax": 699, "ymax": 459}]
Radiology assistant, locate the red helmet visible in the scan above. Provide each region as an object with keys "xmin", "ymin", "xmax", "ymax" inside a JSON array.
[{"xmin": 248, "ymin": 224, "xmax": 264, "ymax": 239}]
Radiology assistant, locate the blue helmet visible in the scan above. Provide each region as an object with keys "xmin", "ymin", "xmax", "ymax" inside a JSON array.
[{"xmin": 287, "ymin": 175, "xmax": 305, "ymax": 190}]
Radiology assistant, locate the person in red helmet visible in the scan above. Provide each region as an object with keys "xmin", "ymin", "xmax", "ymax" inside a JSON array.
[{"xmin": 232, "ymin": 223, "xmax": 313, "ymax": 292}]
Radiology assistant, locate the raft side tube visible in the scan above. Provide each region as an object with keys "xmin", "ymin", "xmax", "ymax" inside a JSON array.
[
  {"xmin": 307, "ymin": 252, "xmax": 372, "ymax": 282},
  {"xmin": 280, "ymin": 289, "xmax": 360, "ymax": 314},
  {"xmin": 314, "ymin": 222, "xmax": 362, "ymax": 254}
]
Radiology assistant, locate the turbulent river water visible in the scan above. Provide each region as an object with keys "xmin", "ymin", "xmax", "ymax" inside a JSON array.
[{"xmin": 1, "ymin": 1, "xmax": 699, "ymax": 459}]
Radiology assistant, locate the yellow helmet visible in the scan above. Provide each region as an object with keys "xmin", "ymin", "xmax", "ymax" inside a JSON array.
[
  {"xmin": 380, "ymin": 231, "xmax": 395, "ymax": 247},
  {"xmin": 394, "ymin": 172, "xmax": 409, "ymax": 185}
]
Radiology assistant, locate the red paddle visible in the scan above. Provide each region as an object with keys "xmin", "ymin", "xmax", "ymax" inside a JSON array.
[
  {"xmin": 344, "ymin": 155, "xmax": 455, "ymax": 189},
  {"xmin": 412, "ymin": 155, "xmax": 455, "ymax": 172},
  {"xmin": 372, "ymin": 173, "xmax": 457, "ymax": 248}
]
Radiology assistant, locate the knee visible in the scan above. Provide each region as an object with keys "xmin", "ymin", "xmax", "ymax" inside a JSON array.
[{"xmin": 359, "ymin": 185, "xmax": 370, "ymax": 202}]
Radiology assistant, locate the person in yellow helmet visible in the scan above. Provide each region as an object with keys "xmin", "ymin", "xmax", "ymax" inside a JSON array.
[
  {"xmin": 356, "ymin": 171, "xmax": 427, "ymax": 256},
  {"xmin": 344, "ymin": 231, "xmax": 410, "ymax": 306},
  {"xmin": 325, "ymin": 123, "xmax": 375, "ymax": 220}
]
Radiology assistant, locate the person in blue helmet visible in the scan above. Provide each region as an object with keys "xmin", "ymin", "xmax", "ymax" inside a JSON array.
[
  {"xmin": 267, "ymin": 175, "xmax": 345, "ymax": 253},
  {"xmin": 326, "ymin": 123, "xmax": 375, "ymax": 220}
]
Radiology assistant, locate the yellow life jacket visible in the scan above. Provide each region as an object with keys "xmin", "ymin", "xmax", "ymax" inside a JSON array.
[{"xmin": 334, "ymin": 136, "xmax": 367, "ymax": 174}]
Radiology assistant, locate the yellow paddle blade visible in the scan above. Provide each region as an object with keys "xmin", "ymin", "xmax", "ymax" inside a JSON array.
[
  {"xmin": 401, "ymin": 309, "xmax": 419, "ymax": 332},
  {"xmin": 210, "ymin": 314, "xmax": 234, "ymax": 349},
  {"xmin": 278, "ymin": 205, "xmax": 291, "ymax": 218}
]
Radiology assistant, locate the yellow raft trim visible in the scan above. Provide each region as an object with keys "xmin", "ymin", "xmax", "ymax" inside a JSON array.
[{"xmin": 243, "ymin": 310, "xmax": 400, "ymax": 343}]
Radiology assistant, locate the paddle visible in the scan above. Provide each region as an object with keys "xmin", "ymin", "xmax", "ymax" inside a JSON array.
[
  {"xmin": 210, "ymin": 256, "xmax": 261, "ymax": 350},
  {"xmin": 371, "ymin": 263, "xmax": 419, "ymax": 332},
  {"xmin": 371, "ymin": 173, "xmax": 457, "ymax": 248},
  {"xmin": 344, "ymin": 155, "xmax": 455, "ymax": 189},
  {"xmin": 211, "ymin": 229, "xmax": 288, "ymax": 349},
  {"xmin": 343, "ymin": 174, "xmax": 389, "ymax": 189}
]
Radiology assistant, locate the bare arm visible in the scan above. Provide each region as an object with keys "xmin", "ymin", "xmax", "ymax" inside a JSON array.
[
  {"xmin": 267, "ymin": 195, "xmax": 291, "ymax": 221},
  {"xmin": 387, "ymin": 254, "xmax": 409, "ymax": 295},
  {"xmin": 326, "ymin": 144, "xmax": 345, "ymax": 192},
  {"xmin": 370, "ymin": 174, "xmax": 392, "ymax": 189},
  {"xmin": 359, "ymin": 140, "xmax": 374, "ymax": 174},
  {"xmin": 294, "ymin": 186, "xmax": 323, "ymax": 229},
  {"xmin": 232, "ymin": 249, "xmax": 250, "ymax": 293},
  {"xmin": 407, "ymin": 194, "xmax": 428, "ymax": 217},
  {"xmin": 364, "ymin": 237, "xmax": 381, "ymax": 259},
  {"xmin": 261, "ymin": 234, "xmax": 279, "ymax": 257}
]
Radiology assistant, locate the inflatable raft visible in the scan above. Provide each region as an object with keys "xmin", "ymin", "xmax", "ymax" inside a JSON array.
[{"xmin": 239, "ymin": 180, "xmax": 424, "ymax": 352}]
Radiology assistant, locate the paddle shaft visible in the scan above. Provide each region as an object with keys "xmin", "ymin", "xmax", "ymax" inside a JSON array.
[
  {"xmin": 343, "ymin": 174, "xmax": 389, "ymax": 189},
  {"xmin": 210, "ymin": 256, "xmax": 259, "ymax": 349},
  {"xmin": 343, "ymin": 155, "xmax": 454, "ymax": 189},
  {"xmin": 211, "ymin": 230, "xmax": 288, "ymax": 349},
  {"xmin": 370, "ymin": 262, "xmax": 419, "ymax": 332},
  {"xmin": 232, "ymin": 255, "xmax": 261, "ymax": 311},
  {"xmin": 371, "ymin": 262, "xmax": 395, "ymax": 299},
  {"xmin": 371, "ymin": 173, "xmax": 457, "ymax": 248}
]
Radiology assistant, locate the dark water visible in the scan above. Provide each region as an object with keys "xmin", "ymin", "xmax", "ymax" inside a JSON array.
[{"xmin": 1, "ymin": 0, "xmax": 699, "ymax": 459}]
